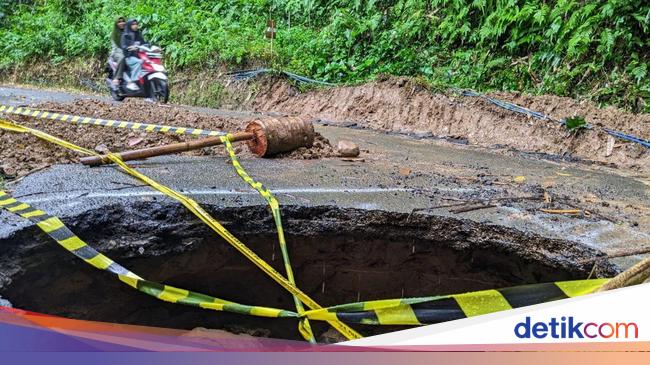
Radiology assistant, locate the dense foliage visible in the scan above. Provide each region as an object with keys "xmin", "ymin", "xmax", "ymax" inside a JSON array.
[{"xmin": 0, "ymin": 0, "xmax": 648, "ymax": 110}]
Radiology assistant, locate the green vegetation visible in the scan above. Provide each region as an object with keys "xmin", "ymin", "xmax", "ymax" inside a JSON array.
[
  {"xmin": 0, "ymin": 1, "xmax": 648, "ymax": 111},
  {"xmin": 564, "ymin": 116, "xmax": 587, "ymax": 131}
]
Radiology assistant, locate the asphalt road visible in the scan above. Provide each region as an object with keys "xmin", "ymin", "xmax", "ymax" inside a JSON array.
[{"xmin": 1, "ymin": 85, "xmax": 648, "ymax": 269}]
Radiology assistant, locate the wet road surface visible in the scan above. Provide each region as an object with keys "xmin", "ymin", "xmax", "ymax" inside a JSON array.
[{"xmin": 1, "ymin": 85, "xmax": 648, "ymax": 269}]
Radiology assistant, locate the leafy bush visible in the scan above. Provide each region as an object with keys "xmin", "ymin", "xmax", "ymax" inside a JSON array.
[{"xmin": 0, "ymin": 0, "xmax": 648, "ymax": 111}]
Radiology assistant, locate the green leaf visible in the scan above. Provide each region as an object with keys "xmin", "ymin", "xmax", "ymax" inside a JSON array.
[{"xmin": 564, "ymin": 116, "xmax": 588, "ymax": 131}]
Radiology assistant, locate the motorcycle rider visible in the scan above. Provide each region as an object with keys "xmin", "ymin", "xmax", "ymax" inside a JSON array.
[
  {"xmin": 120, "ymin": 19, "xmax": 146, "ymax": 91},
  {"xmin": 110, "ymin": 16, "xmax": 126, "ymax": 88}
]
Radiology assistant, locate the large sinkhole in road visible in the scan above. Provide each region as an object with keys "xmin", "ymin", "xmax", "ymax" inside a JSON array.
[{"xmin": 0, "ymin": 202, "xmax": 615, "ymax": 341}]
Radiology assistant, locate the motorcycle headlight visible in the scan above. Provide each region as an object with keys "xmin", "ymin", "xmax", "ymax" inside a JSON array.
[{"xmin": 152, "ymin": 64, "xmax": 165, "ymax": 72}]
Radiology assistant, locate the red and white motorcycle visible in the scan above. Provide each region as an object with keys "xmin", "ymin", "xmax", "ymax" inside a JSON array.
[{"xmin": 106, "ymin": 44, "xmax": 169, "ymax": 103}]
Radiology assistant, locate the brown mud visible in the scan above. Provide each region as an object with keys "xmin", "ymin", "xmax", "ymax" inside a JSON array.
[
  {"xmin": 249, "ymin": 76, "xmax": 649, "ymax": 173},
  {"xmin": 0, "ymin": 98, "xmax": 336, "ymax": 178},
  {"xmin": 1, "ymin": 74, "xmax": 648, "ymax": 178}
]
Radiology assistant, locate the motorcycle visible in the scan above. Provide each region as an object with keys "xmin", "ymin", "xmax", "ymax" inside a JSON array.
[{"xmin": 105, "ymin": 44, "xmax": 169, "ymax": 103}]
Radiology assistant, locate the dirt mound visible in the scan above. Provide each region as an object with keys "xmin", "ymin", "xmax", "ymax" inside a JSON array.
[
  {"xmin": 251, "ymin": 76, "xmax": 649, "ymax": 173},
  {"xmin": 0, "ymin": 99, "xmax": 336, "ymax": 178}
]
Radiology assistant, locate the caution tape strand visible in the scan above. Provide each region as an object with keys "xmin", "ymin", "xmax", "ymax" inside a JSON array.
[
  {"xmin": 0, "ymin": 118, "xmax": 610, "ymax": 337},
  {"xmin": 302, "ymin": 279, "xmax": 608, "ymax": 325},
  {"xmin": 0, "ymin": 105, "xmax": 226, "ymax": 137},
  {"xmin": 0, "ymin": 118, "xmax": 362, "ymax": 341},
  {"xmin": 221, "ymin": 136, "xmax": 316, "ymax": 343},
  {"xmin": 0, "ymin": 187, "xmax": 609, "ymax": 328},
  {"xmin": 0, "ymin": 190, "xmax": 297, "ymax": 319}
]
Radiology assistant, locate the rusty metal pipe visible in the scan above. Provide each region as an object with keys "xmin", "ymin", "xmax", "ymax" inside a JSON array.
[
  {"xmin": 80, "ymin": 131, "xmax": 254, "ymax": 166},
  {"xmin": 80, "ymin": 118, "xmax": 316, "ymax": 166}
]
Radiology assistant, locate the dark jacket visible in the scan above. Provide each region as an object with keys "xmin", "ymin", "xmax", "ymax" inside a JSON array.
[{"xmin": 121, "ymin": 19, "xmax": 145, "ymax": 57}]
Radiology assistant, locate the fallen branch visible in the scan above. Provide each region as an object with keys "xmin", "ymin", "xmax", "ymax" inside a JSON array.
[
  {"xmin": 411, "ymin": 195, "xmax": 542, "ymax": 218},
  {"xmin": 414, "ymin": 195, "xmax": 539, "ymax": 213},
  {"xmin": 540, "ymin": 208, "xmax": 582, "ymax": 215},
  {"xmin": 5, "ymin": 165, "xmax": 51, "ymax": 185},
  {"xmin": 596, "ymin": 256, "xmax": 650, "ymax": 292},
  {"xmin": 450, "ymin": 203, "xmax": 497, "ymax": 214},
  {"xmin": 605, "ymin": 246, "xmax": 650, "ymax": 259},
  {"xmin": 578, "ymin": 246, "xmax": 650, "ymax": 264},
  {"xmin": 552, "ymin": 197, "xmax": 617, "ymax": 222}
]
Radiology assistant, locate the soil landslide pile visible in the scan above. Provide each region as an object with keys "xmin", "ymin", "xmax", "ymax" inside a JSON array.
[
  {"xmin": 0, "ymin": 99, "xmax": 335, "ymax": 178},
  {"xmin": 252, "ymin": 76, "xmax": 649, "ymax": 173}
]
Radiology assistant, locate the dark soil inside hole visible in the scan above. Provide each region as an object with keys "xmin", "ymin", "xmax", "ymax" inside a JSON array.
[{"xmin": 0, "ymin": 203, "xmax": 617, "ymax": 341}]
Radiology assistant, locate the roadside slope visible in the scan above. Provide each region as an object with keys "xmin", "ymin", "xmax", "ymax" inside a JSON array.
[{"xmin": 252, "ymin": 77, "xmax": 650, "ymax": 173}]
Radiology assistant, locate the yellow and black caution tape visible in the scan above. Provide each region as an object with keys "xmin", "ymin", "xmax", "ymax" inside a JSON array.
[
  {"xmin": 0, "ymin": 189, "xmax": 610, "ymax": 329},
  {"xmin": 221, "ymin": 136, "xmax": 315, "ymax": 343},
  {"xmin": 0, "ymin": 97, "xmax": 311, "ymax": 341},
  {"xmin": 0, "ymin": 118, "xmax": 611, "ymax": 339},
  {"xmin": 0, "ymin": 190, "xmax": 608, "ymax": 328},
  {"xmin": 302, "ymin": 279, "xmax": 608, "ymax": 325},
  {"xmin": 0, "ymin": 105, "xmax": 226, "ymax": 137},
  {"xmin": 0, "ymin": 118, "xmax": 362, "ymax": 341},
  {"xmin": 0, "ymin": 190, "xmax": 297, "ymax": 319}
]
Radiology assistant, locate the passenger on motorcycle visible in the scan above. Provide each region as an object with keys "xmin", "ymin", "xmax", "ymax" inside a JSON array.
[
  {"xmin": 110, "ymin": 16, "xmax": 126, "ymax": 88},
  {"xmin": 121, "ymin": 19, "xmax": 146, "ymax": 91}
]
